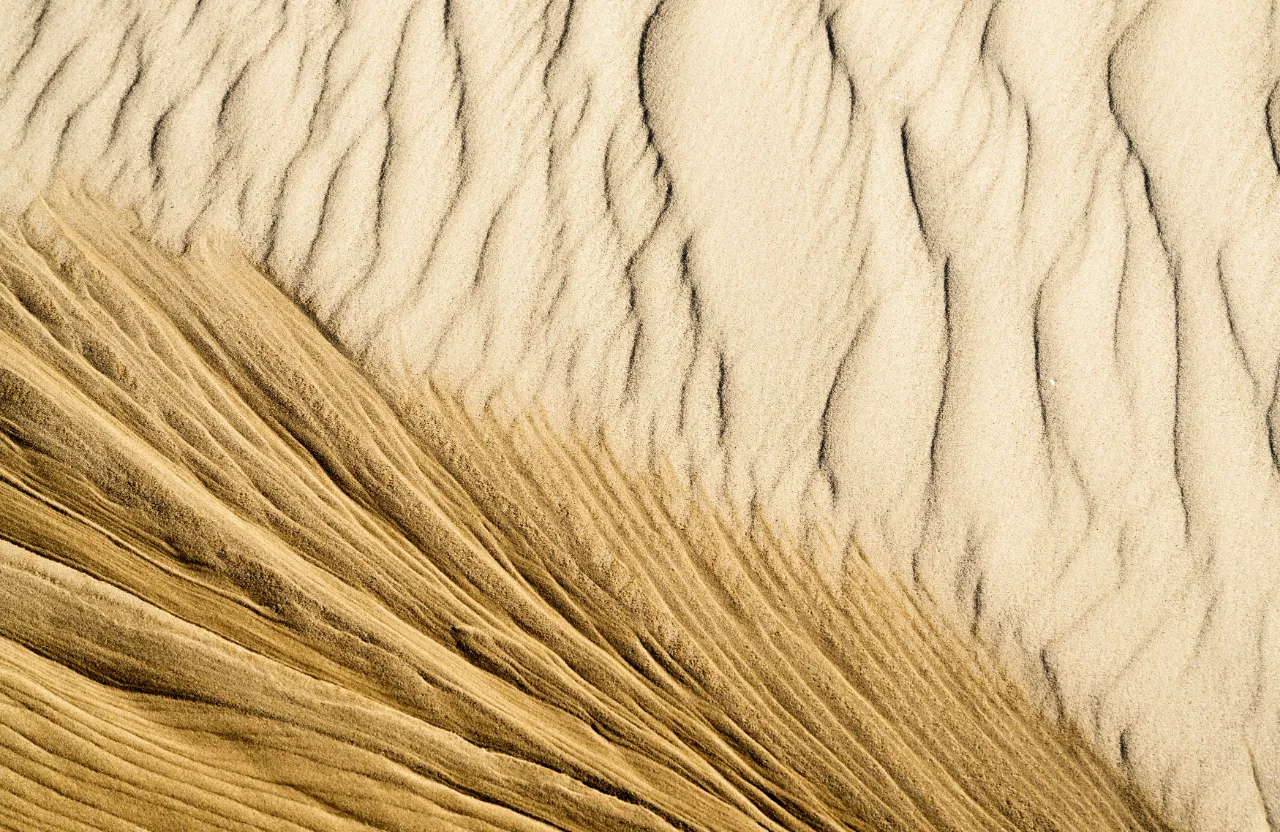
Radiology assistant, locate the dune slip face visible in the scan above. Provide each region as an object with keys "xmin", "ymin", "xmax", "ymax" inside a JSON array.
[{"xmin": 0, "ymin": 194, "xmax": 1176, "ymax": 830}]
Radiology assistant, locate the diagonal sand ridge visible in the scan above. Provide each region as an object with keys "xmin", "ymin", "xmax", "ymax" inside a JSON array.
[{"xmin": 0, "ymin": 194, "xmax": 1171, "ymax": 830}]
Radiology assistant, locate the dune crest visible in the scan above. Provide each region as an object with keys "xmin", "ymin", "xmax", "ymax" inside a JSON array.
[{"xmin": 0, "ymin": 194, "xmax": 1175, "ymax": 830}]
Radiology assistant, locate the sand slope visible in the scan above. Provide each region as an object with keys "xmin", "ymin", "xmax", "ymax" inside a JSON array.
[
  {"xmin": 0, "ymin": 196, "xmax": 1173, "ymax": 830},
  {"xmin": 2, "ymin": 2, "xmax": 1280, "ymax": 829}
]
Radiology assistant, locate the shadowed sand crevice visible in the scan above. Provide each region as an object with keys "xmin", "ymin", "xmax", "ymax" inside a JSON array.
[{"xmin": 0, "ymin": 193, "xmax": 1173, "ymax": 830}]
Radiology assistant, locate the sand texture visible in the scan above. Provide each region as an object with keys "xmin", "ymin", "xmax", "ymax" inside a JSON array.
[
  {"xmin": 0, "ymin": 197, "xmax": 1174, "ymax": 830},
  {"xmin": 1, "ymin": 1, "xmax": 1278, "ymax": 829}
]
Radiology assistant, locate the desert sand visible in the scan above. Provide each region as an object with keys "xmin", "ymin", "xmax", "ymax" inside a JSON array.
[
  {"xmin": 1, "ymin": 1, "xmax": 1278, "ymax": 829},
  {"xmin": 0, "ymin": 195, "xmax": 1171, "ymax": 829}
]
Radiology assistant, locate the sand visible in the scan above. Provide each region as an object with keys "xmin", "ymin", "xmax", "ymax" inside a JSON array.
[
  {"xmin": 0, "ymin": 195, "xmax": 1170, "ymax": 830},
  {"xmin": 1, "ymin": 1, "xmax": 1278, "ymax": 829}
]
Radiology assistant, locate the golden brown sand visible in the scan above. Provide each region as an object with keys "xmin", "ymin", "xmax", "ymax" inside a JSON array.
[{"xmin": 0, "ymin": 192, "xmax": 1176, "ymax": 830}]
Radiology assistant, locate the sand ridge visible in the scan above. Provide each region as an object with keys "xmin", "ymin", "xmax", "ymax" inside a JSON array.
[{"xmin": 0, "ymin": 194, "xmax": 1172, "ymax": 830}]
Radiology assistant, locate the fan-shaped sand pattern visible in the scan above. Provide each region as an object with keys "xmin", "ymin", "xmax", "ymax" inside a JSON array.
[{"xmin": 0, "ymin": 195, "xmax": 1173, "ymax": 830}]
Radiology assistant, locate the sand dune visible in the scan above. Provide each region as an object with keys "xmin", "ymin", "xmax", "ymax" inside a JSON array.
[
  {"xmin": 3, "ymin": 1, "xmax": 1280, "ymax": 828},
  {"xmin": 0, "ymin": 196, "xmax": 1172, "ymax": 830}
]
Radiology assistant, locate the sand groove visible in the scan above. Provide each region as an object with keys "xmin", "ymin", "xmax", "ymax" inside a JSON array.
[{"xmin": 0, "ymin": 195, "xmax": 1175, "ymax": 830}]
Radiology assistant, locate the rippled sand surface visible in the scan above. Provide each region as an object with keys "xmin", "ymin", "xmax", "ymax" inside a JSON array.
[{"xmin": 3, "ymin": 2, "xmax": 1280, "ymax": 828}]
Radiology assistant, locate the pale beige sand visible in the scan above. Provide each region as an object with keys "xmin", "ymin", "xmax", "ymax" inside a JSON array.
[
  {"xmin": 0, "ymin": 195, "xmax": 1174, "ymax": 830},
  {"xmin": 2, "ymin": 2, "xmax": 1279, "ymax": 829}
]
